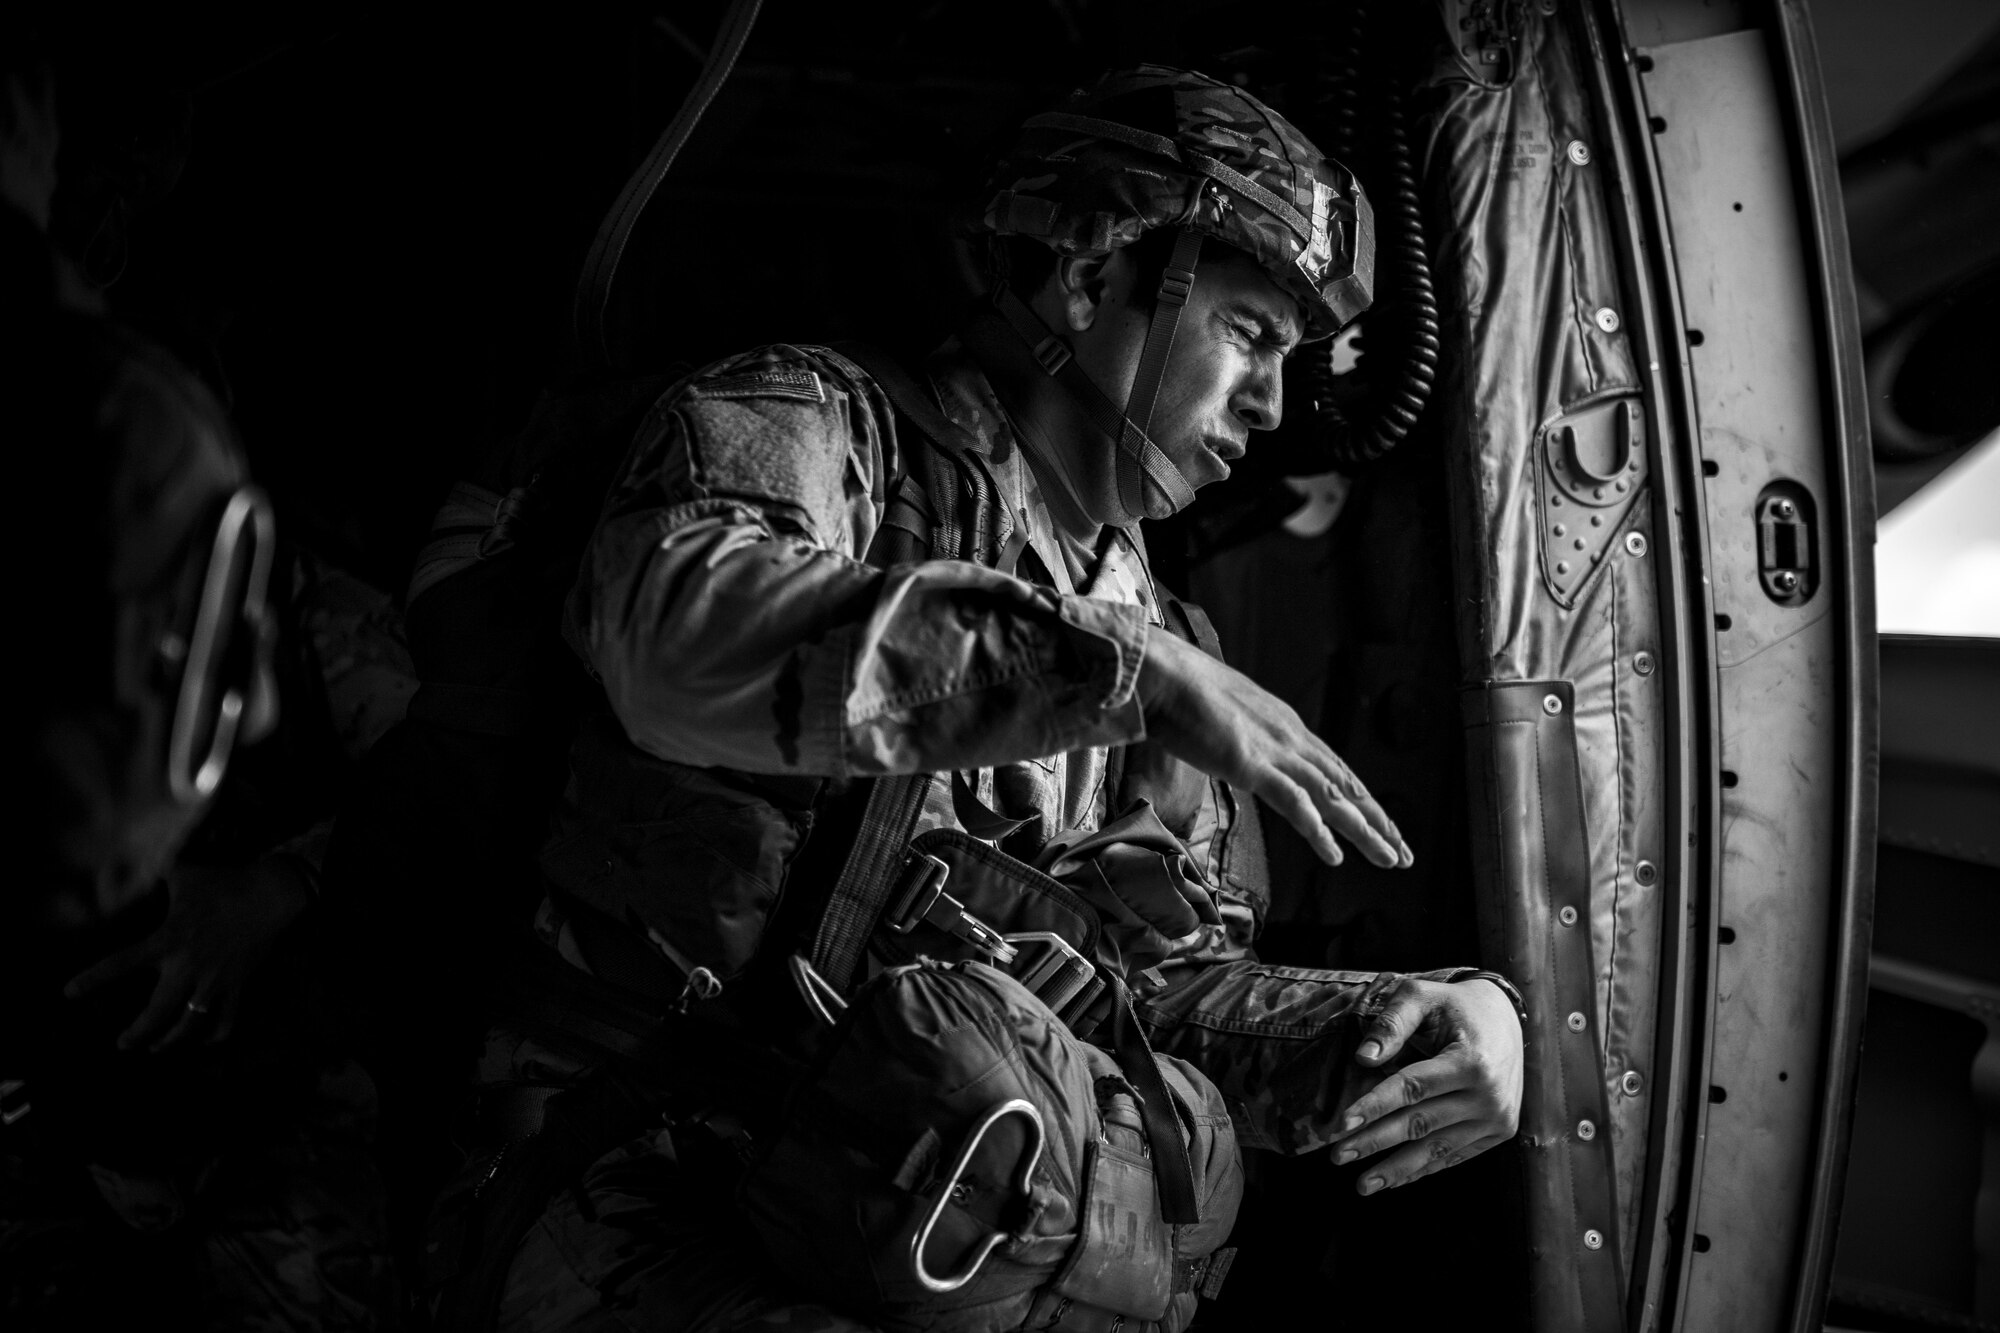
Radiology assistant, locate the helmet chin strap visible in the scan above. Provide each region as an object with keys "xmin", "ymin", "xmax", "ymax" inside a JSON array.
[{"xmin": 991, "ymin": 227, "xmax": 1206, "ymax": 521}]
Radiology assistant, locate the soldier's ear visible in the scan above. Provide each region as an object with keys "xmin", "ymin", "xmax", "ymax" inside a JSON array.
[{"xmin": 1055, "ymin": 252, "xmax": 1120, "ymax": 333}]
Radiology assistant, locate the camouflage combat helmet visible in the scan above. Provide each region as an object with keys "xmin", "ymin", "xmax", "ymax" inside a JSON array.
[
  {"xmin": 968, "ymin": 64, "xmax": 1373, "ymax": 339},
  {"xmin": 962, "ymin": 65, "xmax": 1373, "ymax": 521}
]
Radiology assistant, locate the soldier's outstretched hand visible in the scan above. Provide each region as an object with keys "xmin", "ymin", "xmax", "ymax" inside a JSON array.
[
  {"xmin": 1326, "ymin": 976, "xmax": 1526, "ymax": 1193},
  {"xmin": 1135, "ymin": 625, "xmax": 1412, "ymax": 868}
]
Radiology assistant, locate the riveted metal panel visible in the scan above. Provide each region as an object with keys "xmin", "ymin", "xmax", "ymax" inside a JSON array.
[{"xmin": 1627, "ymin": 16, "xmax": 1872, "ymax": 1332}]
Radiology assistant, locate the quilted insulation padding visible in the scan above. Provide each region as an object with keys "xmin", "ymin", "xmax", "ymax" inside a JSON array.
[{"xmin": 1416, "ymin": 1, "xmax": 1669, "ymax": 1323}]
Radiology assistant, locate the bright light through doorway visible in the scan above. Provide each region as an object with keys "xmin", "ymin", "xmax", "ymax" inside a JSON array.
[{"xmin": 1876, "ymin": 429, "xmax": 2000, "ymax": 637}]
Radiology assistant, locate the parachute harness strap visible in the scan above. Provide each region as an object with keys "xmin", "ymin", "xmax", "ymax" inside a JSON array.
[{"xmin": 991, "ymin": 226, "xmax": 1204, "ymax": 517}]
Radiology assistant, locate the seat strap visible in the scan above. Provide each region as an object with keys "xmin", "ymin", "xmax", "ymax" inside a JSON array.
[
  {"xmin": 1105, "ymin": 978, "xmax": 1202, "ymax": 1224},
  {"xmin": 808, "ymin": 772, "xmax": 938, "ymax": 992}
]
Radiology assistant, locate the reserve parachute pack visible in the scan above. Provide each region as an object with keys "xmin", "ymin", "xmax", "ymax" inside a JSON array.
[{"xmin": 743, "ymin": 957, "xmax": 1240, "ymax": 1333}]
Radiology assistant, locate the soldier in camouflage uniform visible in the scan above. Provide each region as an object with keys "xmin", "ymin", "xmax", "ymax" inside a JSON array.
[{"xmin": 482, "ymin": 67, "xmax": 1525, "ymax": 1331}]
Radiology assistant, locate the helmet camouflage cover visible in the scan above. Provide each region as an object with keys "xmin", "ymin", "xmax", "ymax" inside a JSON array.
[{"xmin": 966, "ymin": 64, "xmax": 1373, "ymax": 339}]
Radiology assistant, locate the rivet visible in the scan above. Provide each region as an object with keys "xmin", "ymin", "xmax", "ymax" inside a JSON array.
[
  {"xmin": 1567, "ymin": 140, "xmax": 1592, "ymax": 166},
  {"xmin": 1622, "ymin": 1070, "xmax": 1644, "ymax": 1096},
  {"xmin": 1543, "ymin": 694, "xmax": 1564, "ymax": 716},
  {"xmin": 1615, "ymin": 479, "xmax": 1628, "ymax": 493},
  {"xmin": 1594, "ymin": 306, "xmax": 1621, "ymax": 333},
  {"xmin": 1634, "ymin": 650, "xmax": 1655, "ymax": 675},
  {"xmin": 1567, "ymin": 1010, "xmax": 1587, "ymax": 1032},
  {"xmin": 1636, "ymin": 859, "xmax": 1659, "ymax": 886},
  {"xmin": 159, "ymin": 632, "xmax": 189, "ymax": 664},
  {"xmin": 1584, "ymin": 1228, "xmax": 1604, "ymax": 1251},
  {"xmin": 1593, "ymin": 486, "xmax": 1606, "ymax": 500},
  {"xmin": 1625, "ymin": 532, "xmax": 1649, "ymax": 557},
  {"xmin": 1559, "ymin": 905, "xmax": 1579, "ymax": 926},
  {"xmin": 1554, "ymin": 523, "xmax": 1567, "ymax": 537},
  {"xmin": 1551, "ymin": 494, "xmax": 1564, "ymax": 507},
  {"xmin": 1577, "ymin": 1119, "xmax": 1597, "ymax": 1141},
  {"xmin": 1556, "ymin": 561, "xmax": 1571, "ymax": 575},
  {"xmin": 1590, "ymin": 515, "xmax": 1603, "ymax": 527}
]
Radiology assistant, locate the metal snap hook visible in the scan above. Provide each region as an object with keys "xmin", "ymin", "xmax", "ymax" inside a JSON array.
[{"xmin": 910, "ymin": 1098, "xmax": 1047, "ymax": 1294}]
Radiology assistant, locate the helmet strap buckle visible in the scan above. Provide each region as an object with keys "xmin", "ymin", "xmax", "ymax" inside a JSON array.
[{"xmin": 1031, "ymin": 334, "xmax": 1073, "ymax": 376}]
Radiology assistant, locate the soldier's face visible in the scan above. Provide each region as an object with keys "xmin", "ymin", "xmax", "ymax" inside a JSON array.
[{"xmin": 1060, "ymin": 246, "xmax": 1301, "ymax": 522}]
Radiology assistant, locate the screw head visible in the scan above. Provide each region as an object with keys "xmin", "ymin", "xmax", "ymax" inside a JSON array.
[
  {"xmin": 1622, "ymin": 1070, "xmax": 1645, "ymax": 1096},
  {"xmin": 1558, "ymin": 905, "xmax": 1579, "ymax": 927},
  {"xmin": 1542, "ymin": 694, "xmax": 1564, "ymax": 716},
  {"xmin": 1774, "ymin": 497, "xmax": 1797, "ymax": 519},
  {"xmin": 1577, "ymin": 1119, "xmax": 1597, "ymax": 1141},
  {"xmin": 1633, "ymin": 650, "xmax": 1655, "ymax": 675},
  {"xmin": 1567, "ymin": 139, "xmax": 1592, "ymax": 165},
  {"xmin": 1625, "ymin": 532, "xmax": 1649, "ymax": 557},
  {"xmin": 1584, "ymin": 1228, "xmax": 1605, "ymax": 1251},
  {"xmin": 1594, "ymin": 306, "xmax": 1621, "ymax": 333},
  {"xmin": 1636, "ymin": 860, "xmax": 1659, "ymax": 886},
  {"xmin": 1567, "ymin": 1010, "xmax": 1587, "ymax": 1033},
  {"xmin": 1774, "ymin": 570, "xmax": 1800, "ymax": 594}
]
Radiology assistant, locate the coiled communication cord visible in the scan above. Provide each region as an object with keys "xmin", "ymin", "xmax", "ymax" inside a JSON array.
[{"xmin": 1307, "ymin": 0, "xmax": 1440, "ymax": 467}]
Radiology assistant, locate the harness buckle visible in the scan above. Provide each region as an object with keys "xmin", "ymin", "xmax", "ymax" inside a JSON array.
[
  {"xmin": 1002, "ymin": 932, "xmax": 1097, "ymax": 1016},
  {"xmin": 1157, "ymin": 266, "xmax": 1195, "ymax": 307},
  {"xmin": 886, "ymin": 853, "xmax": 1019, "ymax": 964},
  {"xmin": 1031, "ymin": 335, "xmax": 1073, "ymax": 375}
]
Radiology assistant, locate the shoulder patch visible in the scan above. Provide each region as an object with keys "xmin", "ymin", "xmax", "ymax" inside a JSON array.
[{"xmin": 687, "ymin": 368, "xmax": 826, "ymax": 404}]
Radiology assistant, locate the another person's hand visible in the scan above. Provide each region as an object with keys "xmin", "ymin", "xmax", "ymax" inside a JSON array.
[
  {"xmin": 64, "ymin": 857, "xmax": 313, "ymax": 1052},
  {"xmin": 1135, "ymin": 626, "xmax": 1410, "ymax": 868},
  {"xmin": 1327, "ymin": 976, "xmax": 1525, "ymax": 1193}
]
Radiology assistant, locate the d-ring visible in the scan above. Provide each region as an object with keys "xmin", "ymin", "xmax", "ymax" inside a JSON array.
[{"xmin": 910, "ymin": 1097, "xmax": 1045, "ymax": 1293}]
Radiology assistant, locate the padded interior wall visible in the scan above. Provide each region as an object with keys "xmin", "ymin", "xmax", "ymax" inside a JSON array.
[{"xmin": 1416, "ymin": 2, "xmax": 1671, "ymax": 1324}]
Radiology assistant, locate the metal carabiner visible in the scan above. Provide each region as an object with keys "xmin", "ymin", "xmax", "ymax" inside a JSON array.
[{"xmin": 910, "ymin": 1097, "xmax": 1046, "ymax": 1294}]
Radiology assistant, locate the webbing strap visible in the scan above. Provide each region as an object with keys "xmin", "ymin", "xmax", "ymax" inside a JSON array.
[
  {"xmin": 1105, "ymin": 978, "xmax": 1201, "ymax": 1224},
  {"xmin": 989, "ymin": 291, "xmax": 1129, "ymax": 442},
  {"xmin": 809, "ymin": 772, "xmax": 937, "ymax": 991},
  {"xmin": 1117, "ymin": 228, "xmax": 1205, "ymax": 515},
  {"xmin": 987, "ymin": 289, "xmax": 1196, "ymax": 517},
  {"xmin": 807, "ymin": 341, "xmax": 1031, "ymax": 990},
  {"xmin": 572, "ymin": 0, "xmax": 765, "ymax": 370}
]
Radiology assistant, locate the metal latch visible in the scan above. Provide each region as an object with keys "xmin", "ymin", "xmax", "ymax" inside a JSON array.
[
  {"xmin": 910, "ymin": 1097, "xmax": 1046, "ymax": 1293},
  {"xmin": 1755, "ymin": 485, "xmax": 1817, "ymax": 604},
  {"xmin": 886, "ymin": 853, "xmax": 1018, "ymax": 964},
  {"xmin": 1003, "ymin": 932, "xmax": 1097, "ymax": 1017}
]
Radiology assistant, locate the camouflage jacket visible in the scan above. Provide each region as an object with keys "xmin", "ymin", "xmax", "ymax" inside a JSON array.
[{"xmin": 533, "ymin": 337, "xmax": 1484, "ymax": 1155}]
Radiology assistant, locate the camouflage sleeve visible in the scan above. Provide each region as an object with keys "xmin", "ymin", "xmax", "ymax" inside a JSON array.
[
  {"xmin": 1179, "ymin": 781, "xmax": 1270, "ymax": 950},
  {"xmin": 572, "ymin": 344, "xmax": 1149, "ymax": 778},
  {"xmin": 1135, "ymin": 961, "xmax": 1486, "ymax": 1154}
]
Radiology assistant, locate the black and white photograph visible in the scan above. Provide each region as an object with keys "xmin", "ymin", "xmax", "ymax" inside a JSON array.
[{"xmin": 6, "ymin": 1, "xmax": 1996, "ymax": 1329}]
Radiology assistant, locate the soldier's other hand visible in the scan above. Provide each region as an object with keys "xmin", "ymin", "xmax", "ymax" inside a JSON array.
[
  {"xmin": 1326, "ymin": 977, "xmax": 1524, "ymax": 1193},
  {"xmin": 1135, "ymin": 626, "xmax": 1411, "ymax": 868},
  {"xmin": 63, "ymin": 857, "xmax": 313, "ymax": 1053}
]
